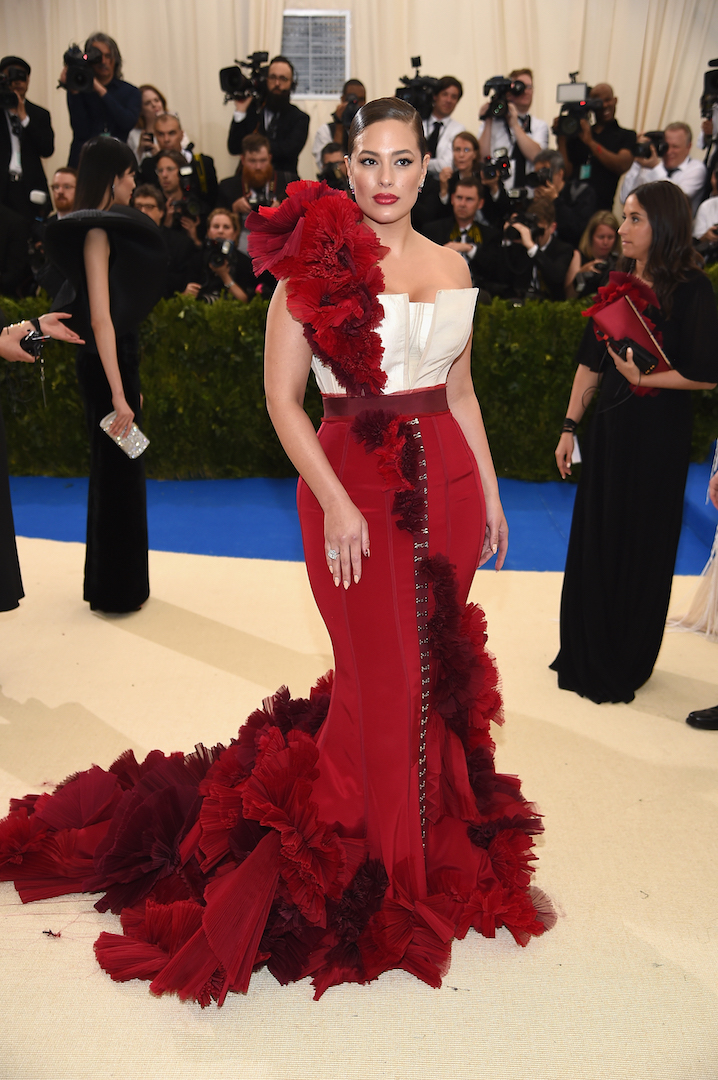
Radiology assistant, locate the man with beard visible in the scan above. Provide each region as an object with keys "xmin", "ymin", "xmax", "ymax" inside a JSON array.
[
  {"xmin": 217, "ymin": 134, "xmax": 291, "ymax": 255},
  {"xmin": 31, "ymin": 167, "xmax": 77, "ymax": 297},
  {"xmin": 227, "ymin": 56, "xmax": 309, "ymax": 177},
  {"xmin": 140, "ymin": 111, "xmax": 217, "ymax": 223}
]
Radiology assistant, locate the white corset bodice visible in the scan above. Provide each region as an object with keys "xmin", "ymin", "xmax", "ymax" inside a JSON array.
[{"xmin": 311, "ymin": 288, "xmax": 478, "ymax": 395}]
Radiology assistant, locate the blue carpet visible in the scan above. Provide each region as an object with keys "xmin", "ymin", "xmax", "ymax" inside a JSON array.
[{"xmin": 9, "ymin": 458, "xmax": 716, "ymax": 573}]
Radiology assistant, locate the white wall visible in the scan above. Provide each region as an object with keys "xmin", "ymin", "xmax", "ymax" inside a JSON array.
[{"xmin": 3, "ymin": 0, "xmax": 718, "ymax": 190}]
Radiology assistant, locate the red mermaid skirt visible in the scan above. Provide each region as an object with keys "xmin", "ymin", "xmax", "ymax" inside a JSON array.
[{"xmin": 0, "ymin": 387, "xmax": 553, "ymax": 1005}]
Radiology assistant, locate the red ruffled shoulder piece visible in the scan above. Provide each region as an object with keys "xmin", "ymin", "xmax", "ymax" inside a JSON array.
[{"xmin": 247, "ymin": 179, "xmax": 389, "ymax": 396}]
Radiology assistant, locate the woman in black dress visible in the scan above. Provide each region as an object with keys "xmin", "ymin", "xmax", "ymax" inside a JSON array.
[
  {"xmin": 44, "ymin": 138, "xmax": 165, "ymax": 612},
  {"xmin": 551, "ymin": 181, "xmax": 718, "ymax": 703},
  {"xmin": 0, "ymin": 314, "xmax": 84, "ymax": 610}
]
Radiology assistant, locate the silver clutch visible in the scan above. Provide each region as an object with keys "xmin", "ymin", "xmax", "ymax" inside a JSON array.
[{"xmin": 99, "ymin": 411, "xmax": 150, "ymax": 458}]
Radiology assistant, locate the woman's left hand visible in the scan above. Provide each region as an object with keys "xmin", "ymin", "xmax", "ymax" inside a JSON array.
[
  {"xmin": 607, "ymin": 342, "xmax": 640, "ymax": 385},
  {"xmin": 479, "ymin": 499, "xmax": 508, "ymax": 570},
  {"xmin": 38, "ymin": 312, "xmax": 85, "ymax": 344}
]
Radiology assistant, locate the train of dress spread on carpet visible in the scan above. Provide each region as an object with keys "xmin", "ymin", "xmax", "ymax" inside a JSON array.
[{"xmin": 0, "ymin": 182, "xmax": 554, "ymax": 1005}]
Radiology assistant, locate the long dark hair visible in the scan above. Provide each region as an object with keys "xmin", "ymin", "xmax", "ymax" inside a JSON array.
[
  {"xmin": 347, "ymin": 97, "xmax": 428, "ymax": 158},
  {"xmin": 74, "ymin": 136, "xmax": 137, "ymax": 210},
  {"xmin": 621, "ymin": 181, "xmax": 703, "ymax": 315}
]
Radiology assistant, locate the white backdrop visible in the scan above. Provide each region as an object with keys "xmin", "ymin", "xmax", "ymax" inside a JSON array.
[{"xmin": 2, "ymin": 0, "xmax": 718, "ymax": 191}]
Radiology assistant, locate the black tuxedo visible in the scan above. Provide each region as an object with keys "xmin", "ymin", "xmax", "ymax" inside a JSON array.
[
  {"xmin": 424, "ymin": 217, "xmax": 505, "ymax": 297},
  {"xmin": 227, "ymin": 100, "xmax": 309, "ymax": 176},
  {"xmin": 0, "ymin": 101, "xmax": 54, "ymax": 219},
  {"xmin": 501, "ymin": 232, "xmax": 574, "ymax": 301},
  {"xmin": 0, "ymin": 203, "xmax": 30, "ymax": 295}
]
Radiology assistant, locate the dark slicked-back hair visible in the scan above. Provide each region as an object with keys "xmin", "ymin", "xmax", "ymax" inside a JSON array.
[
  {"xmin": 74, "ymin": 136, "xmax": 136, "ymax": 210},
  {"xmin": 347, "ymin": 97, "xmax": 428, "ymax": 158},
  {"xmin": 622, "ymin": 181, "xmax": 704, "ymax": 315},
  {"xmin": 85, "ymin": 32, "xmax": 123, "ymax": 79}
]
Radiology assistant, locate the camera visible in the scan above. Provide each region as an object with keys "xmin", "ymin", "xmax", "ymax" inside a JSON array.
[
  {"xmin": 205, "ymin": 238, "xmax": 235, "ymax": 269},
  {"xmin": 0, "ymin": 66, "xmax": 27, "ymax": 109},
  {"xmin": 395, "ymin": 57, "xmax": 438, "ymax": 120},
  {"xmin": 480, "ymin": 150, "xmax": 512, "ymax": 182},
  {"xmin": 525, "ymin": 166, "xmax": 553, "ymax": 188},
  {"xmin": 554, "ymin": 74, "xmax": 603, "ymax": 138},
  {"xmin": 701, "ymin": 59, "xmax": 718, "ymax": 119},
  {"xmin": 634, "ymin": 131, "xmax": 668, "ymax": 159},
  {"xmin": 504, "ymin": 211, "xmax": 542, "ymax": 245},
  {"xmin": 318, "ymin": 162, "xmax": 349, "ymax": 192},
  {"xmin": 339, "ymin": 94, "xmax": 361, "ymax": 132},
  {"xmin": 219, "ymin": 51, "xmax": 269, "ymax": 104},
  {"xmin": 62, "ymin": 44, "xmax": 102, "ymax": 93},
  {"xmin": 246, "ymin": 190, "xmax": 274, "ymax": 212},
  {"xmin": 573, "ymin": 252, "xmax": 618, "ymax": 295},
  {"xmin": 482, "ymin": 76, "xmax": 526, "ymax": 122}
]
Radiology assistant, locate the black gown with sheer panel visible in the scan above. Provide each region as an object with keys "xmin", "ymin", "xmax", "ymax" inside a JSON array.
[
  {"xmin": 44, "ymin": 207, "xmax": 166, "ymax": 612},
  {"xmin": 551, "ymin": 271, "xmax": 718, "ymax": 703}
]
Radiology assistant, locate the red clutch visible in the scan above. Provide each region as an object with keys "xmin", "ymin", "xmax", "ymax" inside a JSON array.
[{"xmin": 583, "ymin": 272, "xmax": 672, "ymax": 374}]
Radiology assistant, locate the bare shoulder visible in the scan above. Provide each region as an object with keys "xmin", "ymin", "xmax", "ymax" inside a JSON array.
[{"xmin": 414, "ymin": 232, "xmax": 472, "ymax": 288}]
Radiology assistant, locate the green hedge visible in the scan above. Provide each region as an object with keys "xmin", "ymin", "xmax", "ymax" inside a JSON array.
[{"xmin": 2, "ymin": 275, "xmax": 717, "ymax": 482}]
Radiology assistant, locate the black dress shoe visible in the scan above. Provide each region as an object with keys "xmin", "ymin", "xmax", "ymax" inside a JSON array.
[{"xmin": 686, "ymin": 705, "xmax": 718, "ymax": 730}]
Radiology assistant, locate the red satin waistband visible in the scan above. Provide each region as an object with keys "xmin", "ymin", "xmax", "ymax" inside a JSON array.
[{"xmin": 322, "ymin": 385, "xmax": 448, "ymax": 419}]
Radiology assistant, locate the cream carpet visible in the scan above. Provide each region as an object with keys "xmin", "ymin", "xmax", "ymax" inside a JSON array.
[{"xmin": 1, "ymin": 537, "xmax": 717, "ymax": 1080}]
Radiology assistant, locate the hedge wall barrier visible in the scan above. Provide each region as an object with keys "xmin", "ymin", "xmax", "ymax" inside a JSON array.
[{"xmin": 2, "ymin": 272, "xmax": 717, "ymax": 483}]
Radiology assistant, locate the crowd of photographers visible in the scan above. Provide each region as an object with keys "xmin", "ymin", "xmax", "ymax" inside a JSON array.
[{"xmin": 2, "ymin": 34, "xmax": 718, "ymax": 309}]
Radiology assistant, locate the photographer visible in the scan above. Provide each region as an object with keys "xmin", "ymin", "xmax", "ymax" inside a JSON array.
[
  {"xmin": 564, "ymin": 210, "xmax": 621, "ymax": 299},
  {"xmin": 694, "ymin": 165, "xmax": 718, "ymax": 244},
  {"xmin": 311, "ymin": 79, "xmax": 366, "ymax": 168},
  {"xmin": 555, "ymin": 83, "xmax": 636, "ymax": 210},
  {"xmin": 422, "ymin": 76, "xmax": 465, "ymax": 177},
  {"xmin": 127, "ymin": 85, "xmax": 168, "ymax": 165},
  {"xmin": 60, "ymin": 33, "xmax": 141, "ymax": 167},
  {"xmin": 619, "ymin": 123, "xmax": 706, "ymax": 212},
  {"xmin": 500, "ymin": 196, "xmax": 573, "ymax": 301},
  {"xmin": 227, "ymin": 56, "xmax": 309, "ymax": 177},
  {"xmin": 317, "ymin": 142, "xmax": 350, "ymax": 191},
  {"xmin": 478, "ymin": 68, "xmax": 549, "ymax": 190},
  {"xmin": 217, "ymin": 134, "xmax": 289, "ymax": 255},
  {"xmin": 531, "ymin": 149, "xmax": 596, "ymax": 247},
  {"xmin": 185, "ymin": 208, "xmax": 255, "ymax": 304},
  {"xmin": 0, "ymin": 56, "xmax": 54, "ymax": 222},
  {"xmin": 0, "ymin": 202, "xmax": 28, "ymax": 297},
  {"xmin": 424, "ymin": 177, "xmax": 504, "ymax": 297},
  {"xmin": 154, "ymin": 149, "xmax": 203, "ymax": 248},
  {"xmin": 132, "ymin": 184, "xmax": 201, "ymax": 297},
  {"xmin": 139, "ymin": 112, "xmax": 217, "ymax": 225}
]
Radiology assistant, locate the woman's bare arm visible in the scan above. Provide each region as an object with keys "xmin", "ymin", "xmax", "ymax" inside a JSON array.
[
  {"xmin": 264, "ymin": 281, "xmax": 369, "ymax": 588},
  {"xmin": 446, "ymin": 340, "xmax": 508, "ymax": 569},
  {"xmin": 84, "ymin": 228, "xmax": 134, "ymax": 438}
]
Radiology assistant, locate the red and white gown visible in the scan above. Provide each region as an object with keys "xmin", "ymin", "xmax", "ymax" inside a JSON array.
[{"xmin": 0, "ymin": 185, "xmax": 553, "ymax": 1006}]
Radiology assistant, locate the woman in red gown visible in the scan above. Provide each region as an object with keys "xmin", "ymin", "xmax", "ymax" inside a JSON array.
[{"xmin": 0, "ymin": 99, "xmax": 553, "ymax": 1005}]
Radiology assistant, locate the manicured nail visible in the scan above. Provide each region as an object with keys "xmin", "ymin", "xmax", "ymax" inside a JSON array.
[
  {"xmin": 344, "ymin": 580, "xmax": 349, "ymax": 590},
  {"xmin": 492, "ymin": 543, "xmax": 498, "ymax": 554},
  {"xmin": 354, "ymin": 574, "xmax": 359, "ymax": 584},
  {"xmin": 334, "ymin": 576, "xmax": 340, "ymax": 587}
]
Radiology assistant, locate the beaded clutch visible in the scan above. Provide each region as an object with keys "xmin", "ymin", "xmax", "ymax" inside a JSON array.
[{"xmin": 99, "ymin": 412, "xmax": 150, "ymax": 458}]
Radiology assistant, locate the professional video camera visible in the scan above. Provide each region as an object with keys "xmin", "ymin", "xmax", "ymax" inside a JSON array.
[
  {"xmin": 62, "ymin": 44, "xmax": 102, "ymax": 93},
  {"xmin": 504, "ymin": 211, "xmax": 542, "ymax": 245},
  {"xmin": 219, "ymin": 51, "xmax": 269, "ymax": 104},
  {"xmin": 701, "ymin": 59, "xmax": 718, "ymax": 118},
  {"xmin": 479, "ymin": 150, "xmax": 512, "ymax": 183},
  {"xmin": 634, "ymin": 131, "xmax": 668, "ymax": 160},
  {"xmin": 0, "ymin": 65, "xmax": 26, "ymax": 109},
  {"xmin": 554, "ymin": 73, "xmax": 603, "ymax": 138},
  {"xmin": 395, "ymin": 57, "xmax": 437, "ymax": 120},
  {"xmin": 482, "ymin": 76, "xmax": 526, "ymax": 122}
]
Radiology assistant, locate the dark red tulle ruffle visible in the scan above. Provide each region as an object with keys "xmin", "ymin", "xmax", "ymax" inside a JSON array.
[
  {"xmin": 246, "ymin": 180, "xmax": 389, "ymax": 397},
  {"xmin": 1, "ymin": 575, "xmax": 554, "ymax": 1004}
]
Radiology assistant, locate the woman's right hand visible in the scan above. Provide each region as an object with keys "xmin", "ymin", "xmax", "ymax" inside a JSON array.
[
  {"xmin": 110, "ymin": 394, "xmax": 135, "ymax": 439},
  {"xmin": 555, "ymin": 432, "xmax": 574, "ymax": 478},
  {"xmin": 324, "ymin": 499, "xmax": 370, "ymax": 588}
]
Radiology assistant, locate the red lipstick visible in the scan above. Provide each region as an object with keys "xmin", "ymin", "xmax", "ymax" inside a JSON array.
[{"xmin": 374, "ymin": 194, "xmax": 398, "ymax": 204}]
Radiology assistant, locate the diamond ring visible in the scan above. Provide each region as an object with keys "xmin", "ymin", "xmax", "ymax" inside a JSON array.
[{"xmin": 327, "ymin": 548, "xmax": 340, "ymax": 560}]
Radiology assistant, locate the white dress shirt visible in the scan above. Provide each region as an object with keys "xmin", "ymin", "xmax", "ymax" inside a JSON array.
[
  {"xmin": 477, "ymin": 113, "xmax": 549, "ymax": 190},
  {"xmin": 619, "ymin": 155, "xmax": 707, "ymax": 214},
  {"xmin": 423, "ymin": 114, "xmax": 465, "ymax": 176},
  {"xmin": 693, "ymin": 194, "xmax": 718, "ymax": 238},
  {"xmin": 312, "ymin": 122, "xmax": 334, "ymax": 170},
  {"xmin": 4, "ymin": 110, "xmax": 29, "ymax": 179}
]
